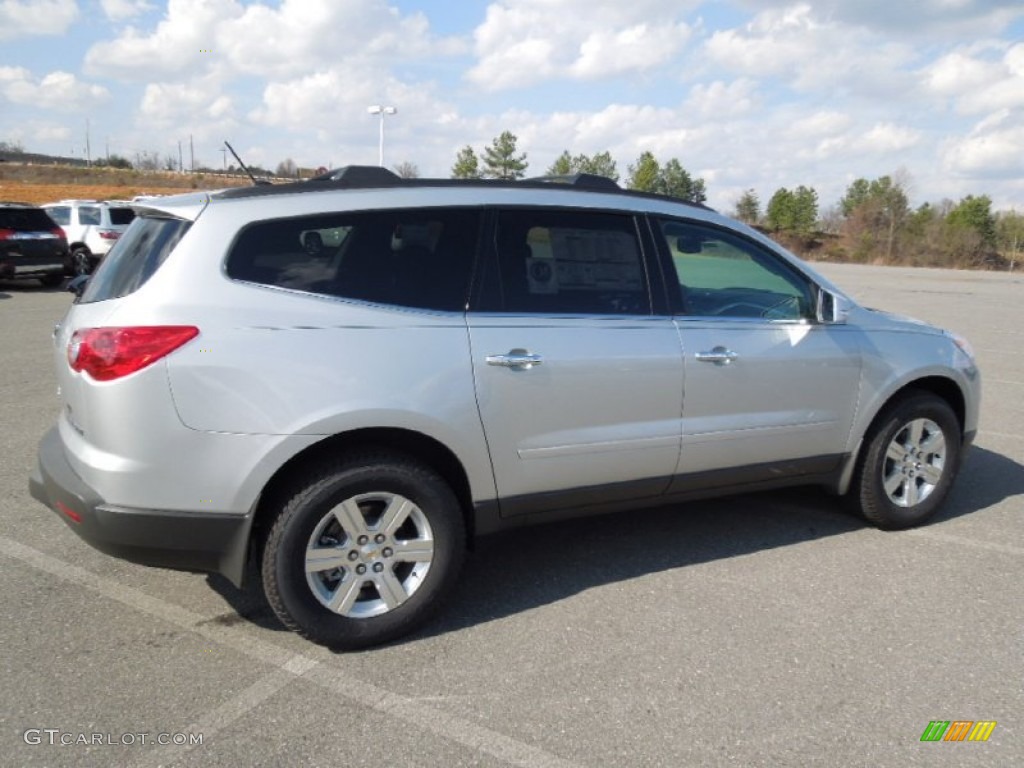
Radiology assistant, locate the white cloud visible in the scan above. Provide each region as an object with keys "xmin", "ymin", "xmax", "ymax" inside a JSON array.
[
  {"xmin": 0, "ymin": 0, "xmax": 78, "ymax": 40},
  {"xmin": 683, "ymin": 79, "xmax": 759, "ymax": 119},
  {"xmin": 813, "ymin": 123, "xmax": 922, "ymax": 160},
  {"xmin": 732, "ymin": 0, "xmax": 1024, "ymax": 37},
  {"xmin": 0, "ymin": 67, "xmax": 110, "ymax": 111},
  {"xmin": 86, "ymin": 0, "xmax": 457, "ymax": 81},
  {"xmin": 943, "ymin": 110, "xmax": 1024, "ymax": 178},
  {"xmin": 790, "ymin": 111, "xmax": 853, "ymax": 139},
  {"xmin": 140, "ymin": 81, "xmax": 235, "ymax": 128},
  {"xmin": 703, "ymin": 4, "xmax": 918, "ymax": 98},
  {"xmin": 100, "ymin": 0, "xmax": 154, "ymax": 22},
  {"xmin": 467, "ymin": 0, "xmax": 698, "ymax": 90},
  {"xmin": 923, "ymin": 42, "xmax": 1024, "ymax": 115},
  {"xmin": 84, "ymin": 0, "xmax": 234, "ymax": 79}
]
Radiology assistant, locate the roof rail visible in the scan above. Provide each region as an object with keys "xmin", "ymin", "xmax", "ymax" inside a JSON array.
[
  {"xmin": 308, "ymin": 166, "xmax": 402, "ymax": 185},
  {"xmin": 527, "ymin": 173, "xmax": 621, "ymax": 192}
]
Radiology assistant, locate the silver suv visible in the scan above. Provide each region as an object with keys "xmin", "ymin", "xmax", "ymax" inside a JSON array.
[
  {"xmin": 42, "ymin": 200, "xmax": 136, "ymax": 276},
  {"xmin": 29, "ymin": 168, "xmax": 981, "ymax": 648}
]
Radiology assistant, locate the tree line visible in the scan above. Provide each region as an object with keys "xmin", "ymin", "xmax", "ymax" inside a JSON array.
[
  {"xmin": 448, "ymin": 131, "xmax": 1019, "ymax": 270},
  {"xmin": 735, "ymin": 176, "xmax": 1022, "ymax": 270},
  {"xmin": 449, "ymin": 131, "xmax": 708, "ymax": 203},
  {"xmin": 6, "ymin": 132, "xmax": 1020, "ymax": 270}
]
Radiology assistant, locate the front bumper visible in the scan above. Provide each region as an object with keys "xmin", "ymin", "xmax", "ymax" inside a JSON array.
[{"xmin": 29, "ymin": 426, "xmax": 252, "ymax": 586}]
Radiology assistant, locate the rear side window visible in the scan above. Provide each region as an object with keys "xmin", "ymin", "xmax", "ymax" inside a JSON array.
[
  {"xmin": 108, "ymin": 207, "xmax": 135, "ymax": 226},
  {"xmin": 226, "ymin": 208, "xmax": 481, "ymax": 312},
  {"xmin": 0, "ymin": 207, "xmax": 58, "ymax": 231},
  {"xmin": 478, "ymin": 209, "xmax": 650, "ymax": 315},
  {"xmin": 46, "ymin": 207, "xmax": 71, "ymax": 226},
  {"xmin": 80, "ymin": 216, "xmax": 191, "ymax": 303},
  {"xmin": 79, "ymin": 206, "xmax": 101, "ymax": 226}
]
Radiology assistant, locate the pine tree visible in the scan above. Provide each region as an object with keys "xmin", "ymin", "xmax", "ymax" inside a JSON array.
[
  {"xmin": 482, "ymin": 131, "xmax": 528, "ymax": 180},
  {"xmin": 451, "ymin": 145, "xmax": 482, "ymax": 179}
]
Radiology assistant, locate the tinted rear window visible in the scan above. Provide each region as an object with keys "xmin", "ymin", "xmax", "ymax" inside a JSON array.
[
  {"xmin": 0, "ymin": 207, "xmax": 58, "ymax": 231},
  {"xmin": 226, "ymin": 208, "xmax": 481, "ymax": 312},
  {"xmin": 80, "ymin": 216, "xmax": 191, "ymax": 303},
  {"xmin": 108, "ymin": 207, "xmax": 135, "ymax": 225}
]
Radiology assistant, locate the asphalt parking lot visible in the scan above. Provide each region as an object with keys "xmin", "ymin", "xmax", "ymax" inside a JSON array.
[{"xmin": 1, "ymin": 262, "xmax": 1021, "ymax": 767}]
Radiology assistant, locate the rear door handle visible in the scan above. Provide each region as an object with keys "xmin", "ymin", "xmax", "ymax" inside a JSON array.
[
  {"xmin": 695, "ymin": 346, "xmax": 738, "ymax": 365},
  {"xmin": 486, "ymin": 350, "xmax": 543, "ymax": 370}
]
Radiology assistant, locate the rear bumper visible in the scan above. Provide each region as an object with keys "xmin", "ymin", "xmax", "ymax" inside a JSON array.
[{"xmin": 29, "ymin": 426, "xmax": 252, "ymax": 586}]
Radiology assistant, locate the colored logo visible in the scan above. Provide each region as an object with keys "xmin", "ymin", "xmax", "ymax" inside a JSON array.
[{"xmin": 920, "ymin": 721, "xmax": 997, "ymax": 742}]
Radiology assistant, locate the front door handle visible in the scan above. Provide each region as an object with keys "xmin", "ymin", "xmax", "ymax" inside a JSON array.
[
  {"xmin": 486, "ymin": 350, "xmax": 543, "ymax": 370},
  {"xmin": 695, "ymin": 346, "xmax": 738, "ymax": 365}
]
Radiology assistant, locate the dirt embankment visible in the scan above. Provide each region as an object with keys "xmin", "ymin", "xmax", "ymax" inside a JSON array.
[{"xmin": 0, "ymin": 163, "xmax": 251, "ymax": 205}]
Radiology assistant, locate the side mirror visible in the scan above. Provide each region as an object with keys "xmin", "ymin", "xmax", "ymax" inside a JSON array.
[
  {"xmin": 67, "ymin": 274, "xmax": 89, "ymax": 299},
  {"xmin": 817, "ymin": 288, "xmax": 851, "ymax": 324},
  {"xmin": 676, "ymin": 234, "xmax": 704, "ymax": 254}
]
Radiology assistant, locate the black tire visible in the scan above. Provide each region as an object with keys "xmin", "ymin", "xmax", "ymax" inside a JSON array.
[
  {"xmin": 39, "ymin": 273, "xmax": 64, "ymax": 288},
  {"xmin": 849, "ymin": 392, "xmax": 961, "ymax": 530},
  {"xmin": 71, "ymin": 247, "xmax": 93, "ymax": 276},
  {"xmin": 261, "ymin": 452, "xmax": 465, "ymax": 650}
]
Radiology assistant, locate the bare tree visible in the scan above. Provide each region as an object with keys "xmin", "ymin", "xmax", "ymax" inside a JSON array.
[
  {"xmin": 276, "ymin": 158, "xmax": 298, "ymax": 177},
  {"xmin": 393, "ymin": 161, "xmax": 420, "ymax": 179}
]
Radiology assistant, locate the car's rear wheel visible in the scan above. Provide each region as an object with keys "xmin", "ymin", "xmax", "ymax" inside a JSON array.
[
  {"xmin": 261, "ymin": 452, "xmax": 465, "ymax": 649},
  {"xmin": 71, "ymin": 247, "xmax": 92, "ymax": 276},
  {"xmin": 850, "ymin": 392, "xmax": 961, "ymax": 529}
]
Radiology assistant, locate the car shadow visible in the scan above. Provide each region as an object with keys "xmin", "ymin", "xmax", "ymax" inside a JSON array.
[
  {"xmin": 423, "ymin": 446, "xmax": 1023, "ymax": 642},
  {"xmin": 0, "ymin": 279, "xmax": 68, "ymax": 293},
  {"xmin": 202, "ymin": 446, "xmax": 1024, "ymax": 644}
]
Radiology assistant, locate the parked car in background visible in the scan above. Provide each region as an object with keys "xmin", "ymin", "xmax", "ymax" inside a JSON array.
[
  {"xmin": 0, "ymin": 202, "xmax": 68, "ymax": 286},
  {"xmin": 42, "ymin": 200, "xmax": 135, "ymax": 276},
  {"xmin": 30, "ymin": 167, "xmax": 980, "ymax": 649}
]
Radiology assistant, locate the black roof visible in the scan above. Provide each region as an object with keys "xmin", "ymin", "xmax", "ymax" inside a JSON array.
[{"xmin": 214, "ymin": 165, "xmax": 713, "ymax": 211}]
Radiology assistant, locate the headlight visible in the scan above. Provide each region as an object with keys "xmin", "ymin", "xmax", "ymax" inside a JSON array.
[{"xmin": 946, "ymin": 330, "xmax": 976, "ymax": 361}]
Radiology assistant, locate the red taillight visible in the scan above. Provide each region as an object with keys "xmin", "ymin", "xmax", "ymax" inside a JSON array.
[
  {"xmin": 98, "ymin": 229, "xmax": 120, "ymax": 240},
  {"xmin": 68, "ymin": 326, "xmax": 199, "ymax": 381},
  {"xmin": 55, "ymin": 501, "xmax": 82, "ymax": 523},
  {"xmin": 52, "ymin": 227, "xmax": 67, "ymax": 240},
  {"xmin": 0, "ymin": 228, "xmax": 13, "ymax": 240}
]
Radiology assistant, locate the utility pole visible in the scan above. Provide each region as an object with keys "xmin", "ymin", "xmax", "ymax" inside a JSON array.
[
  {"xmin": 190, "ymin": 134, "xmax": 194, "ymax": 173},
  {"xmin": 220, "ymin": 147, "xmax": 227, "ymax": 170},
  {"xmin": 178, "ymin": 140, "xmax": 183, "ymax": 173},
  {"xmin": 85, "ymin": 118, "xmax": 91, "ymax": 167}
]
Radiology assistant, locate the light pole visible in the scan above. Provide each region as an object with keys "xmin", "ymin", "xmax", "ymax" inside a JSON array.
[{"xmin": 367, "ymin": 105, "xmax": 397, "ymax": 167}]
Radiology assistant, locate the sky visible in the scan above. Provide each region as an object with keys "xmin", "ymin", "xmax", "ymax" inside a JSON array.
[{"xmin": 1, "ymin": 0, "xmax": 1023, "ymax": 213}]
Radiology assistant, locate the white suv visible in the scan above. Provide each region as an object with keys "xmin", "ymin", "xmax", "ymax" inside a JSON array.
[
  {"xmin": 30, "ymin": 167, "xmax": 980, "ymax": 649},
  {"xmin": 42, "ymin": 200, "xmax": 135, "ymax": 275}
]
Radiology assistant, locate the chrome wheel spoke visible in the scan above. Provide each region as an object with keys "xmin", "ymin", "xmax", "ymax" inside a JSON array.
[
  {"xmin": 919, "ymin": 429, "xmax": 945, "ymax": 456},
  {"xmin": 907, "ymin": 419, "xmax": 925, "ymax": 447},
  {"xmin": 327, "ymin": 575, "xmax": 364, "ymax": 614},
  {"xmin": 375, "ymin": 569, "xmax": 408, "ymax": 610},
  {"xmin": 393, "ymin": 538, "xmax": 434, "ymax": 563},
  {"xmin": 905, "ymin": 478, "xmax": 921, "ymax": 507},
  {"xmin": 305, "ymin": 547, "xmax": 350, "ymax": 574},
  {"xmin": 379, "ymin": 496, "xmax": 414, "ymax": 536},
  {"xmin": 884, "ymin": 472, "xmax": 906, "ymax": 498},
  {"xmin": 332, "ymin": 499, "xmax": 369, "ymax": 541},
  {"xmin": 920, "ymin": 463, "xmax": 944, "ymax": 486},
  {"xmin": 886, "ymin": 442, "xmax": 908, "ymax": 462}
]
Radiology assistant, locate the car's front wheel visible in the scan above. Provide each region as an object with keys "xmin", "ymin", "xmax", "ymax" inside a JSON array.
[
  {"xmin": 261, "ymin": 452, "xmax": 465, "ymax": 649},
  {"xmin": 850, "ymin": 392, "xmax": 962, "ymax": 529}
]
